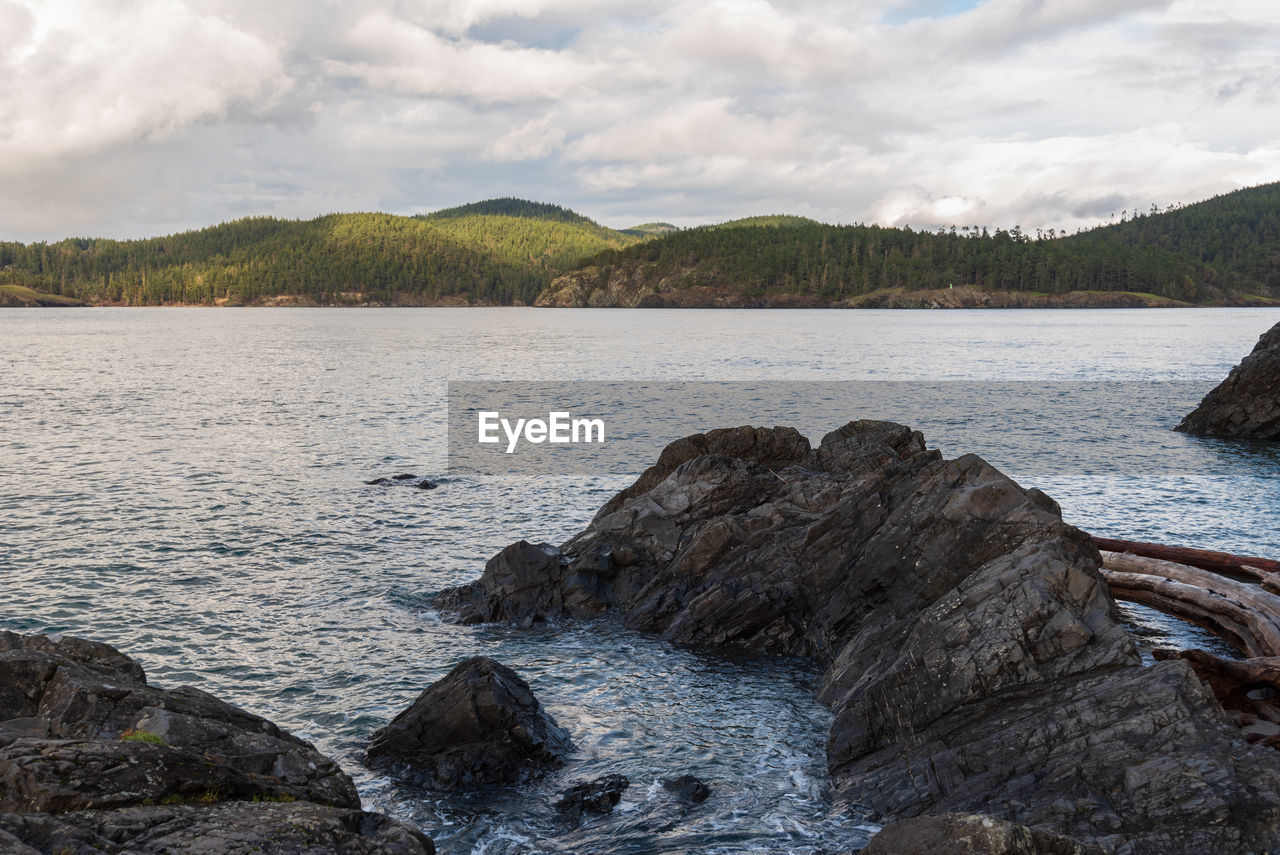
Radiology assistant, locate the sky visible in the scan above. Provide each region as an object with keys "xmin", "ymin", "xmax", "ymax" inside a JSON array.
[{"xmin": 1, "ymin": 0, "xmax": 1278, "ymax": 242}]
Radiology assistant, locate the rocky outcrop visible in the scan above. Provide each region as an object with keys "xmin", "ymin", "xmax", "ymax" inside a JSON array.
[
  {"xmin": 434, "ymin": 421, "xmax": 1280, "ymax": 853},
  {"xmin": 534, "ymin": 269, "xmax": 1192, "ymax": 309},
  {"xmin": 554, "ymin": 774, "xmax": 629, "ymax": 820},
  {"xmin": 0, "ymin": 630, "xmax": 433, "ymax": 853},
  {"xmin": 862, "ymin": 813, "xmax": 1106, "ymax": 855},
  {"xmin": 367, "ymin": 657, "xmax": 571, "ymax": 790},
  {"xmin": 1177, "ymin": 321, "xmax": 1280, "ymax": 439}
]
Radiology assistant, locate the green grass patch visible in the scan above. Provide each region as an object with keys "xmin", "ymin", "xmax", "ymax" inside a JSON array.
[
  {"xmin": 120, "ymin": 728, "xmax": 166, "ymax": 745},
  {"xmin": 0, "ymin": 283, "xmax": 83, "ymax": 306}
]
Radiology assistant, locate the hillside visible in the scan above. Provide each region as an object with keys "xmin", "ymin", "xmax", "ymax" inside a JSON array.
[
  {"xmin": 1064, "ymin": 183, "xmax": 1280, "ymax": 294},
  {"xmin": 0, "ymin": 200, "xmax": 638, "ymax": 307},
  {"xmin": 4, "ymin": 185, "xmax": 1280, "ymax": 308},
  {"xmin": 711, "ymin": 214, "xmax": 821, "ymax": 229},
  {"xmin": 537, "ymin": 185, "xmax": 1280, "ymax": 308}
]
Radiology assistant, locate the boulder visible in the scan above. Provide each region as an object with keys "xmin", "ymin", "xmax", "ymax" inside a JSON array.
[
  {"xmin": 1177, "ymin": 321, "xmax": 1280, "ymax": 439},
  {"xmin": 0, "ymin": 630, "xmax": 432, "ymax": 853},
  {"xmin": 554, "ymin": 774, "xmax": 629, "ymax": 820},
  {"xmin": 367, "ymin": 657, "xmax": 571, "ymax": 790},
  {"xmin": 0, "ymin": 801, "xmax": 433, "ymax": 854},
  {"xmin": 433, "ymin": 421, "xmax": 1280, "ymax": 853},
  {"xmin": 862, "ymin": 813, "xmax": 1105, "ymax": 855},
  {"xmin": 662, "ymin": 774, "xmax": 710, "ymax": 803}
]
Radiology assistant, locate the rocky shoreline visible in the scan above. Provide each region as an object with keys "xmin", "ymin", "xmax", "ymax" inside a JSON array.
[
  {"xmin": 1177, "ymin": 319, "xmax": 1280, "ymax": 439},
  {"xmin": 7, "ymin": 419, "xmax": 1280, "ymax": 853},
  {"xmin": 434, "ymin": 421, "xmax": 1280, "ymax": 853},
  {"xmin": 533, "ymin": 274, "xmax": 1264, "ymax": 309},
  {"xmin": 0, "ymin": 631, "xmax": 434, "ymax": 854}
]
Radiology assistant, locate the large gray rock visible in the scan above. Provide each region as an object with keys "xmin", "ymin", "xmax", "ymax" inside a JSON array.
[
  {"xmin": 367, "ymin": 657, "xmax": 571, "ymax": 790},
  {"xmin": 0, "ymin": 631, "xmax": 433, "ymax": 853},
  {"xmin": 434, "ymin": 421, "xmax": 1280, "ymax": 853},
  {"xmin": 863, "ymin": 813, "xmax": 1105, "ymax": 855},
  {"xmin": 1177, "ymin": 321, "xmax": 1280, "ymax": 439},
  {"xmin": 0, "ymin": 801, "xmax": 432, "ymax": 854}
]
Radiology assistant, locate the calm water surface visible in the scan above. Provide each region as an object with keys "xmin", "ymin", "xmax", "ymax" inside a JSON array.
[{"xmin": 1, "ymin": 308, "xmax": 1278, "ymax": 853}]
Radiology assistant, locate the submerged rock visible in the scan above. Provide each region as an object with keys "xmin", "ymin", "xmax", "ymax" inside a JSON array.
[
  {"xmin": 662, "ymin": 774, "xmax": 710, "ymax": 803},
  {"xmin": 367, "ymin": 657, "xmax": 571, "ymax": 790},
  {"xmin": 554, "ymin": 774, "xmax": 629, "ymax": 820},
  {"xmin": 1177, "ymin": 321, "xmax": 1280, "ymax": 439},
  {"xmin": 0, "ymin": 630, "xmax": 433, "ymax": 853},
  {"xmin": 434, "ymin": 421, "xmax": 1280, "ymax": 853},
  {"xmin": 366, "ymin": 474, "xmax": 438, "ymax": 489},
  {"xmin": 862, "ymin": 813, "xmax": 1105, "ymax": 855}
]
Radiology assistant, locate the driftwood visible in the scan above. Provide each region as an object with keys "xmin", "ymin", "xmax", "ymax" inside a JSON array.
[
  {"xmin": 1153, "ymin": 648, "xmax": 1280, "ymax": 728},
  {"xmin": 1098, "ymin": 545, "xmax": 1280, "ymax": 738},
  {"xmin": 1092, "ymin": 536, "xmax": 1280, "ymax": 578},
  {"xmin": 1099, "ymin": 551, "xmax": 1280, "ymax": 657}
]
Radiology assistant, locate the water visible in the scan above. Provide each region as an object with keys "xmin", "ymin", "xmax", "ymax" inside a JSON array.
[{"xmin": 1, "ymin": 307, "xmax": 1278, "ymax": 853}]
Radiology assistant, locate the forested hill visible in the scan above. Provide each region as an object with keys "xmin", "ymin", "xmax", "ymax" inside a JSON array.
[
  {"xmin": 0, "ymin": 201, "xmax": 638, "ymax": 306},
  {"xmin": 4, "ymin": 185, "xmax": 1280, "ymax": 307},
  {"xmin": 537, "ymin": 184, "xmax": 1280, "ymax": 308},
  {"xmin": 1064, "ymin": 183, "xmax": 1280, "ymax": 292}
]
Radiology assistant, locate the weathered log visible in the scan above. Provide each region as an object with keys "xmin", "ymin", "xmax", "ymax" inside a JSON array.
[
  {"xmin": 1101, "ymin": 568, "xmax": 1265, "ymax": 656},
  {"xmin": 1100, "ymin": 551, "xmax": 1280, "ymax": 658},
  {"xmin": 1153, "ymin": 648, "xmax": 1280, "ymax": 727},
  {"xmin": 1092, "ymin": 536, "xmax": 1280, "ymax": 577}
]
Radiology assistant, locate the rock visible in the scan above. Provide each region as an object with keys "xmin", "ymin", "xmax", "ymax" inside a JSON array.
[
  {"xmin": 0, "ymin": 630, "xmax": 432, "ymax": 853},
  {"xmin": 554, "ymin": 774, "xmax": 629, "ymax": 820},
  {"xmin": 367, "ymin": 657, "xmax": 571, "ymax": 790},
  {"xmin": 366, "ymin": 474, "xmax": 437, "ymax": 490},
  {"xmin": 662, "ymin": 774, "xmax": 710, "ymax": 803},
  {"xmin": 0, "ymin": 801, "xmax": 434, "ymax": 854},
  {"xmin": 862, "ymin": 813, "xmax": 1106, "ymax": 855},
  {"xmin": 433, "ymin": 421, "xmax": 1280, "ymax": 853},
  {"xmin": 1177, "ymin": 321, "xmax": 1280, "ymax": 439}
]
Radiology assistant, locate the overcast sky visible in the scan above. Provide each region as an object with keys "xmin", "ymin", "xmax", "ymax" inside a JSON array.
[{"xmin": 1, "ymin": 0, "xmax": 1277, "ymax": 241}]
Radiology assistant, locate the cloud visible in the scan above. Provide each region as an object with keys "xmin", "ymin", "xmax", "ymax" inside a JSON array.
[
  {"xmin": 1, "ymin": 0, "xmax": 1279, "ymax": 241},
  {"xmin": 0, "ymin": 0, "xmax": 289, "ymax": 168},
  {"xmin": 328, "ymin": 12, "xmax": 603, "ymax": 101}
]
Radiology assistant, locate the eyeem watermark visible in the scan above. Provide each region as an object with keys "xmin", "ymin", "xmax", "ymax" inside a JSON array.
[
  {"xmin": 478, "ymin": 411, "xmax": 605, "ymax": 453},
  {"xmin": 447, "ymin": 380, "xmax": 1212, "ymax": 476}
]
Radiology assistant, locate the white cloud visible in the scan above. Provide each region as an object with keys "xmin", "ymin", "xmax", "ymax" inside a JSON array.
[
  {"xmin": 2, "ymin": 0, "xmax": 1280, "ymax": 241},
  {"xmin": 0, "ymin": 0, "xmax": 289, "ymax": 169}
]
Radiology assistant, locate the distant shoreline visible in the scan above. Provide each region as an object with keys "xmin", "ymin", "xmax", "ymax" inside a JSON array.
[{"xmin": 5, "ymin": 288, "xmax": 1278, "ymax": 310}]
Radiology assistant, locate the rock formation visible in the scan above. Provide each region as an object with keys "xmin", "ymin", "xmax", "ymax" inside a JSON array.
[
  {"xmin": 1177, "ymin": 320, "xmax": 1280, "ymax": 439},
  {"xmin": 661, "ymin": 774, "xmax": 710, "ymax": 803},
  {"xmin": 554, "ymin": 774, "xmax": 629, "ymax": 820},
  {"xmin": 0, "ymin": 630, "xmax": 433, "ymax": 853},
  {"xmin": 434, "ymin": 421, "xmax": 1280, "ymax": 853},
  {"xmin": 367, "ymin": 657, "xmax": 571, "ymax": 790},
  {"xmin": 862, "ymin": 813, "xmax": 1105, "ymax": 855}
]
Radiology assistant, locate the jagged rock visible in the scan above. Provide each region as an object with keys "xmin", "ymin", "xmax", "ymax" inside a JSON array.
[
  {"xmin": 1177, "ymin": 321, "xmax": 1280, "ymax": 439},
  {"xmin": 554, "ymin": 774, "xmax": 629, "ymax": 820},
  {"xmin": 0, "ymin": 631, "xmax": 432, "ymax": 853},
  {"xmin": 0, "ymin": 801, "xmax": 434, "ymax": 854},
  {"xmin": 662, "ymin": 774, "xmax": 710, "ymax": 803},
  {"xmin": 367, "ymin": 657, "xmax": 571, "ymax": 790},
  {"xmin": 433, "ymin": 421, "xmax": 1280, "ymax": 853},
  {"xmin": 862, "ymin": 813, "xmax": 1106, "ymax": 855}
]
